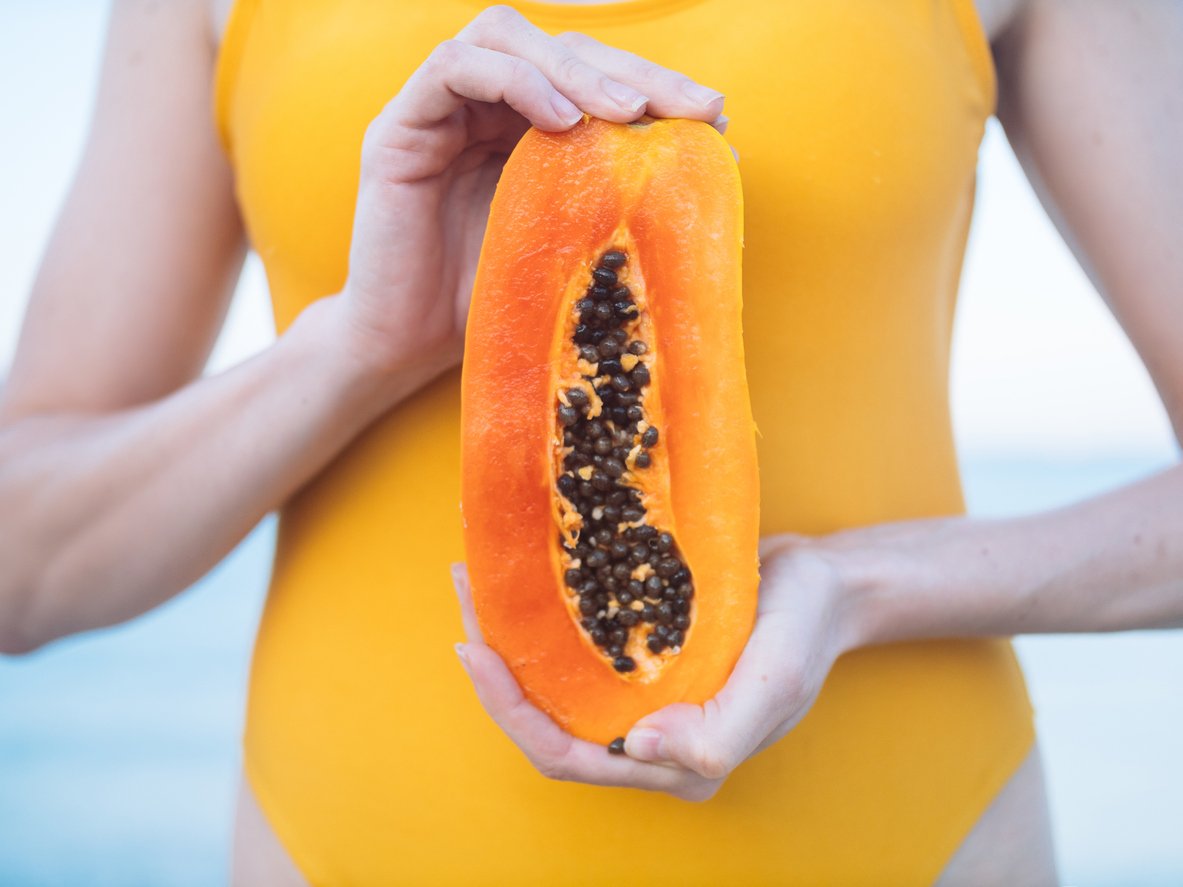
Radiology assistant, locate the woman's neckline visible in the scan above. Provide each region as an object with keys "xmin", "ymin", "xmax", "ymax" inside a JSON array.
[{"xmin": 459, "ymin": 0, "xmax": 707, "ymax": 26}]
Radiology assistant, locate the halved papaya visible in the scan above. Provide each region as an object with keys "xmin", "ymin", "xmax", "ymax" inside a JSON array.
[{"xmin": 460, "ymin": 117, "xmax": 758, "ymax": 745}]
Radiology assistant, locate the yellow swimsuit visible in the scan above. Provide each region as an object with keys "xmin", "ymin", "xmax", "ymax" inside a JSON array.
[{"xmin": 217, "ymin": 1, "xmax": 1035, "ymax": 883}]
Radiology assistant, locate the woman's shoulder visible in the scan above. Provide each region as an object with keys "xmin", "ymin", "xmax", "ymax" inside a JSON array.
[
  {"xmin": 210, "ymin": 0, "xmax": 237, "ymax": 48},
  {"xmin": 977, "ymin": 0, "xmax": 1027, "ymax": 42}
]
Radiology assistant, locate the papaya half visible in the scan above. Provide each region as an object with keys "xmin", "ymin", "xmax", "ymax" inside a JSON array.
[{"xmin": 460, "ymin": 116, "xmax": 759, "ymax": 746}]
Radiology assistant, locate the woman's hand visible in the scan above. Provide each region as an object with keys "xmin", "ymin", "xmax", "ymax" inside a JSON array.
[
  {"xmin": 332, "ymin": 5, "xmax": 726, "ymax": 384},
  {"xmin": 619, "ymin": 537, "xmax": 857, "ymax": 780},
  {"xmin": 454, "ymin": 457, "xmax": 1183, "ymax": 799},
  {"xmin": 450, "ymin": 535, "xmax": 858, "ymax": 800}
]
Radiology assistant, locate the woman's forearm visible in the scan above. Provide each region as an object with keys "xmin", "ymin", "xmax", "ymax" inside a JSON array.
[
  {"xmin": 833, "ymin": 461, "xmax": 1183, "ymax": 648},
  {"xmin": 0, "ymin": 295, "xmax": 451, "ymax": 653}
]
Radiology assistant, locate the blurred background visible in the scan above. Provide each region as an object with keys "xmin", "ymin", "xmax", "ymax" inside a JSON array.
[{"xmin": 1, "ymin": 3, "xmax": 1180, "ymax": 886}]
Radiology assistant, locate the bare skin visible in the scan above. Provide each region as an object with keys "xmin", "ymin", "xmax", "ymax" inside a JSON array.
[
  {"xmin": 230, "ymin": 743, "xmax": 1057, "ymax": 887},
  {"xmin": 937, "ymin": 749, "xmax": 1057, "ymax": 887},
  {"xmin": 233, "ymin": 782, "xmax": 307, "ymax": 887},
  {"xmin": 3, "ymin": 0, "xmax": 1180, "ymax": 884}
]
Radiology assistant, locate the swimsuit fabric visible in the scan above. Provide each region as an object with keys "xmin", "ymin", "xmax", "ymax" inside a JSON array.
[{"xmin": 215, "ymin": 1, "xmax": 1035, "ymax": 882}]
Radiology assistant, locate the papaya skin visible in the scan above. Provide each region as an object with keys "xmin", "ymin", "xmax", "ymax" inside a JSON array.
[{"xmin": 460, "ymin": 116, "xmax": 758, "ymax": 744}]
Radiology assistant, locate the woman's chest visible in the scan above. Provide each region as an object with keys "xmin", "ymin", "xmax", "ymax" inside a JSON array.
[{"xmin": 217, "ymin": 0, "xmax": 994, "ymax": 326}]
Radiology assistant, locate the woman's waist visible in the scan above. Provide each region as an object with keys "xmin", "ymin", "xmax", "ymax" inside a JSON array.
[{"xmin": 277, "ymin": 408, "xmax": 966, "ymax": 558}]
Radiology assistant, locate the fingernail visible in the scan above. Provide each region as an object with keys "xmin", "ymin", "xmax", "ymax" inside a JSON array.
[
  {"xmin": 625, "ymin": 727, "xmax": 666, "ymax": 761},
  {"xmin": 603, "ymin": 80, "xmax": 648, "ymax": 113},
  {"xmin": 449, "ymin": 562, "xmax": 465, "ymax": 591},
  {"xmin": 682, "ymin": 82, "xmax": 724, "ymax": 108},
  {"xmin": 550, "ymin": 93, "xmax": 583, "ymax": 127},
  {"xmin": 712, "ymin": 114, "xmax": 730, "ymax": 134},
  {"xmin": 454, "ymin": 643, "xmax": 471, "ymax": 674}
]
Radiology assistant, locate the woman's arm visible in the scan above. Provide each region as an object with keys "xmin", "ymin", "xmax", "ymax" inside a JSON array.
[
  {"xmin": 453, "ymin": 0, "xmax": 1183, "ymax": 794},
  {"xmin": 849, "ymin": 0, "xmax": 1183, "ymax": 643},
  {"xmin": 0, "ymin": 2, "xmax": 726, "ymax": 654},
  {"xmin": 842, "ymin": 469, "xmax": 1183, "ymax": 645},
  {"xmin": 0, "ymin": 0, "xmax": 441, "ymax": 653}
]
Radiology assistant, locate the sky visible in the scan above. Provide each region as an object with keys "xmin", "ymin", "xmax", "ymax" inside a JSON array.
[{"xmin": 0, "ymin": 1, "xmax": 1178, "ymax": 460}]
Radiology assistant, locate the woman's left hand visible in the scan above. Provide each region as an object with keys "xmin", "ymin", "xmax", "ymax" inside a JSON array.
[{"xmin": 450, "ymin": 534, "xmax": 859, "ymax": 800}]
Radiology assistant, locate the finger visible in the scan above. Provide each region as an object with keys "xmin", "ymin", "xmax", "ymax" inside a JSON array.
[
  {"xmin": 462, "ymin": 100, "xmax": 534, "ymax": 152},
  {"xmin": 452, "ymin": 550, "xmax": 724, "ymax": 799},
  {"xmin": 626, "ymin": 613, "xmax": 804, "ymax": 779},
  {"xmin": 449, "ymin": 563, "xmax": 484, "ymax": 643},
  {"xmin": 556, "ymin": 31, "xmax": 724, "ymax": 120},
  {"xmin": 758, "ymin": 532, "xmax": 811, "ymax": 559},
  {"xmin": 709, "ymin": 115, "xmax": 738, "ymax": 161},
  {"xmin": 459, "ymin": 6, "xmax": 649, "ymax": 121},
  {"xmin": 384, "ymin": 40, "xmax": 582, "ymax": 138},
  {"xmin": 457, "ymin": 639, "xmax": 722, "ymax": 801}
]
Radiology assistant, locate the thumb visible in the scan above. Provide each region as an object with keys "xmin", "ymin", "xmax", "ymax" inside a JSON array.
[
  {"xmin": 624, "ymin": 702, "xmax": 743, "ymax": 780},
  {"xmin": 623, "ymin": 613, "xmax": 800, "ymax": 779},
  {"xmin": 758, "ymin": 532, "xmax": 812, "ymax": 559}
]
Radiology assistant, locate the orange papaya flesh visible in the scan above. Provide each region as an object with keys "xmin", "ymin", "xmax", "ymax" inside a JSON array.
[{"xmin": 461, "ymin": 117, "xmax": 759, "ymax": 745}]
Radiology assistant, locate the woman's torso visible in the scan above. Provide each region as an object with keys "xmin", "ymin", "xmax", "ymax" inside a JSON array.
[{"xmin": 216, "ymin": 1, "xmax": 1034, "ymax": 883}]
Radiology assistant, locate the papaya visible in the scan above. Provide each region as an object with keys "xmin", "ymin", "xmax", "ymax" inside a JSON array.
[{"xmin": 460, "ymin": 116, "xmax": 759, "ymax": 746}]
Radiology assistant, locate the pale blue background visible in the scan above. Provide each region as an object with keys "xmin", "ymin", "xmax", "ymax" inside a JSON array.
[{"xmin": 1, "ymin": 3, "xmax": 1181, "ymax": 885}]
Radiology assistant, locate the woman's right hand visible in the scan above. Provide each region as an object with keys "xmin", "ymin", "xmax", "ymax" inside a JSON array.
[
  {"xmin": 0, "ymin": 4, "xmax": 723, "ymax": 653},
  {"xmin": 332, "ymin": 5, "xmax": 727, "ymax": 384}
]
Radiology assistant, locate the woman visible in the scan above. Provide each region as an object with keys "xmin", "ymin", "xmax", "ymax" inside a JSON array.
[{"xmin": 0, "ymin": 0, "xmax": 1179, "ymax": 883}]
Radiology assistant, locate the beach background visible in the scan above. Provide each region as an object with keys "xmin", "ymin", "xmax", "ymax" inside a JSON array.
[{"xmin": 1, "ymin": 3, "xmax": 1180, "ymax": 885}]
